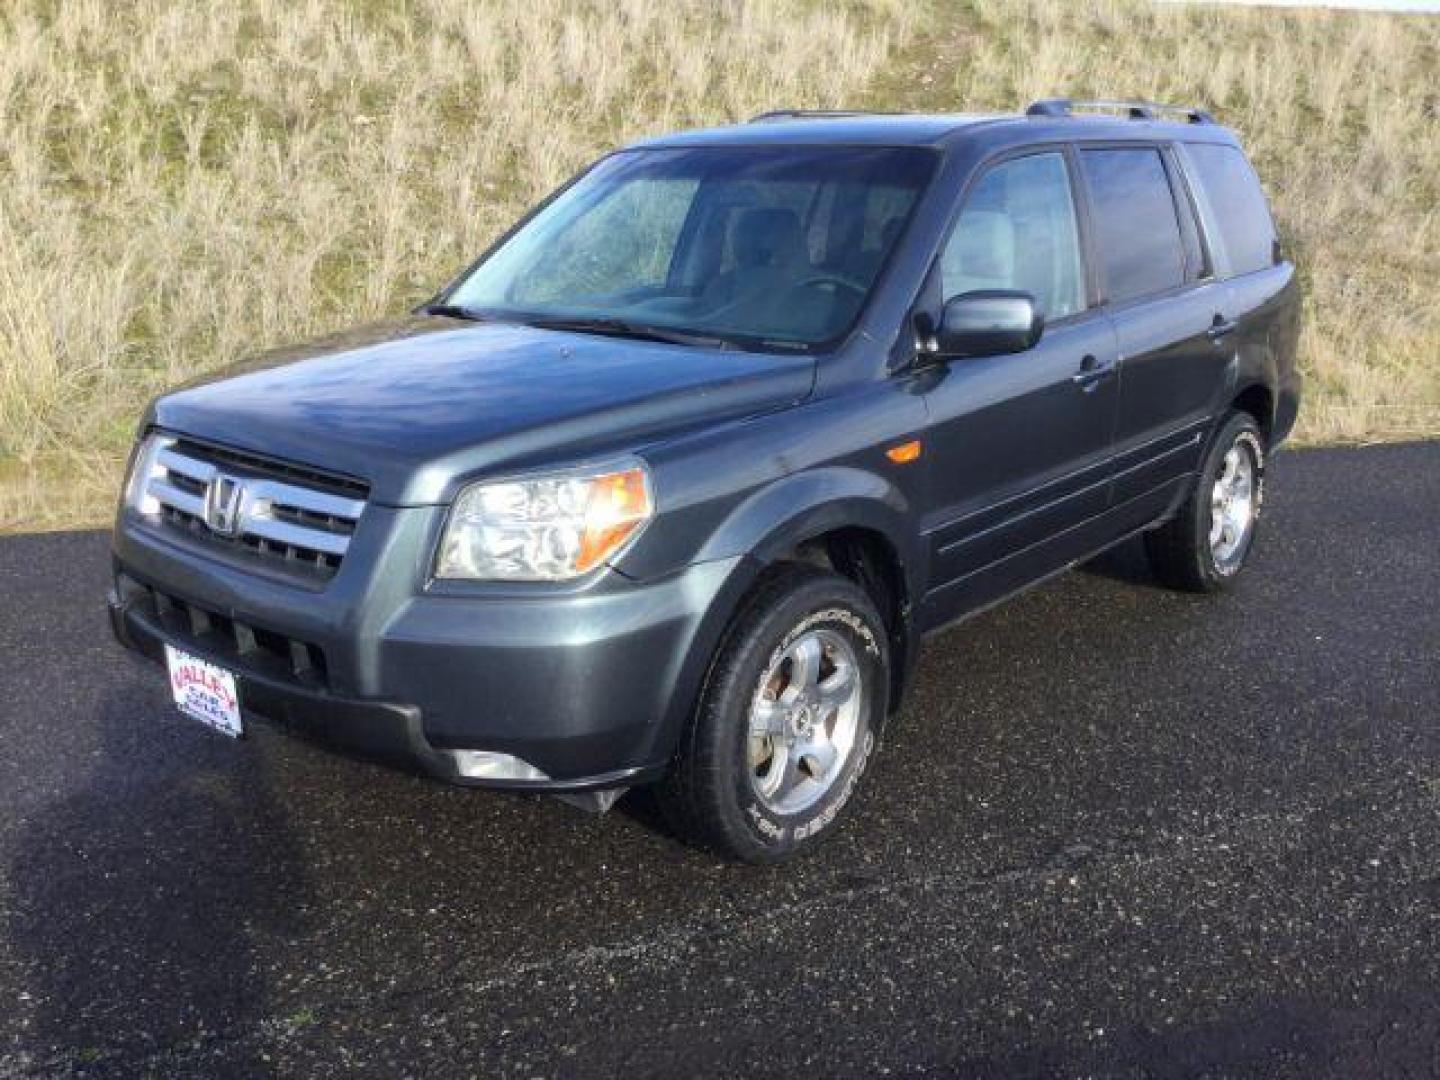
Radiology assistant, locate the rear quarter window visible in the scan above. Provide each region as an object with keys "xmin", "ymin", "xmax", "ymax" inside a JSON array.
[{"xmin": 1183, "ymin": 144, "xmax": 1278, "ymax": 276}]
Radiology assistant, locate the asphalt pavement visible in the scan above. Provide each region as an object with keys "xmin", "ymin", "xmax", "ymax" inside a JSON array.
[{"xmin": 1, "ymin": 442, "xmax": 1437, "ymax": 1078}]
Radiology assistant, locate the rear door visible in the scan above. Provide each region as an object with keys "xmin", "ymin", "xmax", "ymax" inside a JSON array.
[
  {"xmin": 917, "ymin": 148, "xmax": 1120, "ymax": 628},
  {"xmin": 1078, "ymin": 145, "xmax": 1233, "ymax": 512}
]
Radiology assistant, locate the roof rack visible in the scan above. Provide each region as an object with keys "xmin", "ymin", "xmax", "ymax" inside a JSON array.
[
  {"xmin": 747, "ymin": 109, "xmax": 879, "ymax": 123},
  {"xmin": 1025, "ymin": 98, "xmax": 1216, "ymax": 125}
]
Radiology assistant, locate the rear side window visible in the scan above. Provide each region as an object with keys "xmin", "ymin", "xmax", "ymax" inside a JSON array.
[
  {"xmin": 1079, "ymin": 148, "xmax": 1186, "ymax": 304},
  {"xmin": 1184, "ymin": 144, "xmax": 1278, "ymax": 276}
]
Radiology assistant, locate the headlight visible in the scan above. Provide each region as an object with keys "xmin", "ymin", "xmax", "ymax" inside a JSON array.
[
  {"xmin": 435, "ymin": 461, "xmax": 654, "ymax": 581},
  {"xmin": 122, "ymin": 432, "xmax": 175, "ymax": 517}
]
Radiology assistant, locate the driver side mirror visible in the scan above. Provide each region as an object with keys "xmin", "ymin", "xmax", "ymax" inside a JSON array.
[{"xmin": 932, "ymin": 290, "xmax": 1043, "ymax": 358}]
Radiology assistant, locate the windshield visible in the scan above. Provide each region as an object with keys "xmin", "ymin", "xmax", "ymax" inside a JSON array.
[{"xmin": 444, "ymin": 146, "xmax": 937, "ymax": 350}]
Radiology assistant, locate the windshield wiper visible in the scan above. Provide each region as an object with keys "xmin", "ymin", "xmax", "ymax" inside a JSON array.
[
  {"xmin": 525, "ymin": 316, "xmax": 730, "ymax": 349},
  {"xmin": 422, "ymin": 302, "xmax": 490, "ymax": 322}
]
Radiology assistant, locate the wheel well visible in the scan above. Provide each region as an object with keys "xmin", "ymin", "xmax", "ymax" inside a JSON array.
[
  {"xmin": 1232, "ymin": 384, "xmax": 1274, "ymax": 441},
  {"xmin": 790, "ymin": 527, "xmax": 910, "ymax": 716}
]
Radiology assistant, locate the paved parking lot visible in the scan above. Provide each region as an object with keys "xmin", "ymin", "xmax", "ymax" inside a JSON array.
[{"xmin": 1, "ymin": 443, "xmax": 1437, "ymax": 1078}]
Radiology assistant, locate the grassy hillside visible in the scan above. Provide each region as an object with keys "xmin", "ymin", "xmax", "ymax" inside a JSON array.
[{"xmin": 0, "ymin": 0, "xmax": 1435, "ymax": 531}]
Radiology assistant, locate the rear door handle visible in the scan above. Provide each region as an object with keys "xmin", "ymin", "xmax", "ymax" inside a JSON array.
[
  {"xmin": 1071, "ymin": 354, "xmax": 1115, "ymax": 391},
  {"xmin": 1207, "ymin": 317, "xmax": 1239, "ymax": 341}
]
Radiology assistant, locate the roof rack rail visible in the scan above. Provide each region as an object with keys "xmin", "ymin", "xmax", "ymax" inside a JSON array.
[
  {"xmin": 747, "ymin": 109, "xmax": 878, "ymax": 123},
  {"xmin": 1025, "ymin": 98, "xmax": 1216, "ymax": 125}
]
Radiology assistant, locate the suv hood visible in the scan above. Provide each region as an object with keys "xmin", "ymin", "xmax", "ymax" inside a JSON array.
[{"xmin": 152, "ymin": 316, "xmax": 814, "ymax": 505}]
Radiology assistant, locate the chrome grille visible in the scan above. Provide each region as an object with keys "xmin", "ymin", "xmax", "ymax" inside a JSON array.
[{"xmin": 133, "ymin": 433, "xmax": 367, "ymax": 577}]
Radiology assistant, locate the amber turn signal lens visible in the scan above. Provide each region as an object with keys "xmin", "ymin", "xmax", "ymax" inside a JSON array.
[
  {"xmin": 575, "ymin": 467, "xmax": 653, "ymax": 572},
  {"xmin": 886, "ymin": 440, "xmax": 922, "ymax": 464}
]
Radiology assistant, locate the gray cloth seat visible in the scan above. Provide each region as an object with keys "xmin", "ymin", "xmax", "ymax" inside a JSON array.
[{"xmin": 703, "ymin": 207, "xmax": 807, "ymax": 311}]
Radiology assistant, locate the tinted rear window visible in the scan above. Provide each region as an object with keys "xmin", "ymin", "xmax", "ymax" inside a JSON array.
[
  {"xmin": 1080, "ymin": 148, "xmax": 1186, "ymax": 304},
  {"xmin": 1184, "ymin": 144, "xmax": 1277, "ymax": 276}
]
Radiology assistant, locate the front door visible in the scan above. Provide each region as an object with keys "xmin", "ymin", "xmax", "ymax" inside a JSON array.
[{"xmin": 918, "ymin": 149, "xmax": 1120, "ymax": 629}]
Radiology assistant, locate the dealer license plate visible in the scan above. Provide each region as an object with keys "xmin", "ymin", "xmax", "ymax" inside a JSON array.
[{"xmin": 165, "ymin": 645, "xmax": 244, "ymax": 738}]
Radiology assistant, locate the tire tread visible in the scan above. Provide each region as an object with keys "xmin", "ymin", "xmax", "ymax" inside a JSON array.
[
  {"xmin": 657, "ymin": 564, "xmax": 881, "ymax": 862},
  {"xmin": 1145, "ymin": 410, "xmax": 1263, "ymax": 593}
]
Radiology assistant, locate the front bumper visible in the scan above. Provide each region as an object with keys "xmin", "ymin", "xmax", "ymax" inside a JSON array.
[{"xmin": 110, "ymin": 506, "xmax": 749, "ymax": 791}]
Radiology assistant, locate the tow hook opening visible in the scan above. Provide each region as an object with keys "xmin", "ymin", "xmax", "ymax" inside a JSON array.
[{"xmin": 554, "ymin": 788, "xmax": 628, "ymax": 815}]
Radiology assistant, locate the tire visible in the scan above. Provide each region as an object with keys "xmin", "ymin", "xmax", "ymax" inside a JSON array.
[
  {"xmin": 1145, "ymin": 410, "xmax": 1267, "ymax": 592},
  {"xmin": 659, "ymin": 564, "xmax": 888, "ymax": 863}
]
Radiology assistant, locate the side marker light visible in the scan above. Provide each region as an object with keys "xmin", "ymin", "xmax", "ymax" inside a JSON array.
[{"xmin": 886, "ymin": 440, "xmax": 922, "ymax": 464}]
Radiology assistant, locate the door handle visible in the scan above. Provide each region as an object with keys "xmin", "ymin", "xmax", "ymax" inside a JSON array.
[
  {"xmin": 1071, "ymin": 354, "xmax": 1115, "ymax": 391},
  {"xmin": 1207, "ymin": 316, "xmax": 1239, "ymax": 341}
]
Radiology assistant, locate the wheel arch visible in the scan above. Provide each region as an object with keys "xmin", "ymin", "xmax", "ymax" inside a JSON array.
[
  {"xmin": 785, "ymin": 525, "xmax": 916, "ymax": 723},
  {"xmin": 689, "ymin": 466, "xmax": 925, "ymax": 725},
  {"xmin": 1231, "ymin": 381, "xmax": 1276, "ymax": 443}
]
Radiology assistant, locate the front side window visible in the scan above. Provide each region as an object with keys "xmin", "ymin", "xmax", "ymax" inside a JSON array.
[
  {"xmin": 939, "ymin": 152, "xmax": 1086, "ymax": 321},
  {"xmin": 1183, "ymin": 143, "xmax": 1278, "ymax": 277},
  {"xmin": 1080, "ymin": 148, "xmax": 1186, "ymax": 304},
  {"xmin": 447, "ymin": 146, "xmax": 937, "ymax": 350}
]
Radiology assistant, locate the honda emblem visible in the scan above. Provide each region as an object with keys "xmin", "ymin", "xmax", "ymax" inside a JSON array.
[{"xmin": 203, "ymin": 474, "xmax": 245, "ymax": 537}]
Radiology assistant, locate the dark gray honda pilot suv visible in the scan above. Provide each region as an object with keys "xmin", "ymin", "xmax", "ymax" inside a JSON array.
[{"xmin": 110, "ymin": 99, "xmax": 1301, "ymax": 862}]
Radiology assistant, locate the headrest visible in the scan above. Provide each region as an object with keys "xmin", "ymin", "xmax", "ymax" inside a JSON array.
[
  {"xmin": 950, "ymin": 210, "xmax": 1015, "ymax": 281},
  {"xmin": 732, "ymin": 207, "xmax": 804, "ymax": 270}
]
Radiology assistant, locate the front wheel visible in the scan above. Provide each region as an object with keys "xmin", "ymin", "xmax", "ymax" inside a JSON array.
[
  {"xmin": 659, "ymin": 565, "xmax": 888, "ymax": 863},
  {"xmin": 1145, "ymin": 410, "xmax": 1267, "ymax": 592}
]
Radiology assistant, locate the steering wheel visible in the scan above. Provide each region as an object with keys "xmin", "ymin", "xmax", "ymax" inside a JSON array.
[{"xmin": 794, "ymin": 273, "xmax": 868, "ymax": 298}]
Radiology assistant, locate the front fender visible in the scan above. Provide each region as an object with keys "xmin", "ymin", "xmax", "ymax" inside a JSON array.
[
  {"xmin": 615, "ymin": 381, "xmax": 931, "ymax": 756},
  {"xmin": 677, "ymin": 465, "xmax": 928, "ymax": 726},
  {"xmin": 694, "ymin": 465, "xmax": 924, "ymax": 599}
]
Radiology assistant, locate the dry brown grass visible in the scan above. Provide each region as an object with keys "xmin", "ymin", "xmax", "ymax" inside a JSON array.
[
  {"xmin": 0, "ymin": 0, "xmax": 1436, "ymax": 533},
  {"xmin": 0, "ymin": 0, "xmax": 915, "ymax": 530}
]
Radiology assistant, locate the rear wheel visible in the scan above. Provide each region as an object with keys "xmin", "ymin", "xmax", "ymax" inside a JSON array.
[
  {"xmin": 659, "ymin": 565, "xmax": 887, "ymax": 863},
  {"xmin": 1145, "ymin": 410, "xmax": 1266, "ymax": 592}
]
